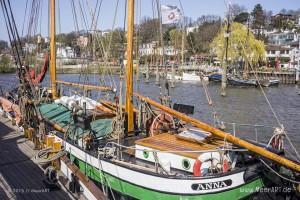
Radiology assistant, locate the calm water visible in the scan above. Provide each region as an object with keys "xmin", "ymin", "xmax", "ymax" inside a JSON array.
[{"xmin": 0, "ymin": 73, "xmax": 299, "ymax": 152}]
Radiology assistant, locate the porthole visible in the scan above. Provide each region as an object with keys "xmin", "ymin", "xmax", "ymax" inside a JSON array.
[
  {"xmin": 182, "ymin": 159, "xmax": 191, "ymax": 170},
  {"xmin": 143, "ymin": 150, "xmax": 149, "ymax": 158}
]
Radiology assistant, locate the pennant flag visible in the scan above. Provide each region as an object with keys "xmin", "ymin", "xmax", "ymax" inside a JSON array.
[{"xmin": 161, "ymin": 5, "xmax": 182, "ymax": 24}]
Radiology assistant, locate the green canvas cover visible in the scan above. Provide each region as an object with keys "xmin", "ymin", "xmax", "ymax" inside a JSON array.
[{"xmin": 39, "ymin": 103, "xmax": 113, "ymax": 139}]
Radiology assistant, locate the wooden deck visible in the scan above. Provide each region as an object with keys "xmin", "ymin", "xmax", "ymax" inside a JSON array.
[
  {"xmin": 0, "ymin": 115, "xmax": 72, "ymax": 200},
  {"xmin": 135, "ymin": 133, "xmax": 225, "ymax": 159}
]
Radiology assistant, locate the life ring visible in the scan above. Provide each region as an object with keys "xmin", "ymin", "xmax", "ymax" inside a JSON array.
[
  {"xmin": 193, "ymin": 152, "xmax": 231, "ymax": 177},
  {"xmin": 150, "ymin": 112, "xmax": 175, "ymax": 136}
]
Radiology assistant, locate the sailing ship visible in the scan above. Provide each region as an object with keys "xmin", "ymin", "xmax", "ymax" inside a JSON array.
[{"xmin": 0, "ymin": 0, "xmax": 299, "ymax": 200}]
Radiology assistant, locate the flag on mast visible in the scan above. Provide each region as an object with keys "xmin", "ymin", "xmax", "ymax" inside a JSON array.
[{"xmin": 161, "ymin": 5, "xmax": 182, "ymax": 24}]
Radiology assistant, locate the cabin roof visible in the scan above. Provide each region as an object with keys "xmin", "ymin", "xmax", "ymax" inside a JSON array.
[{"xmin": 135, "ymin": 133, "xmax": 225, "ymax": 159}]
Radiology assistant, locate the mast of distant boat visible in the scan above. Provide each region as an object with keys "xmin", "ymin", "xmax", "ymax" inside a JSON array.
[{"xmin": 221, "ymin": 13, "xmax": 230, "ymax": 97}]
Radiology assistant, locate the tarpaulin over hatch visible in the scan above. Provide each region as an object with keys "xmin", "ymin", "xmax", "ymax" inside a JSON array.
[{"xmin": 39, "ymin": 103, "xmax": 113, "ymax": 139}]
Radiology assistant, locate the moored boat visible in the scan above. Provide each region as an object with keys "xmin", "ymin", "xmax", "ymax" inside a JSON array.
[
  {"xmin": 258, "ymin": 79, "xmax": 280, "ymax": 87},
  {"xmin": 208, "ymin": 73, "xmax": 222, "ymax": 82},
  {"xmin": 227, "ymin": 76, "xmax": 258, "ymax": 87}
]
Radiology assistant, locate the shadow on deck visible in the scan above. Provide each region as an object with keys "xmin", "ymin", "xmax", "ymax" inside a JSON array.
[{"xmin": 0, "ymin": 116, "xmax": 71, "ymax": 200}]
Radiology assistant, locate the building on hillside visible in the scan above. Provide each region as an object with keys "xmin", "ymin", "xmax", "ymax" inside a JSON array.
[
  {"xmin": 139, "ymin": 42, "xmax": 179, "ymax": 56},
  {"xmin": 271, "ymin": 13, "xmax": 296, "ymax": 23},
  {"xmin": 77, "ymin": 35, "xmax": 89, "ymax": 47},
  {"xmin": 186, "ymin": 26, "xmax": 198, "ymax": 34},
  {"xmin": 100, "ymin": 30, "xmax": 111, "ymax": 36},
  {"xmin": 57, "ymin": 46, "xmax": 75, "ymax": 58},
  {"xmin": 293, "ymin": 14, "xmax": 300, "ymax": 27},
  {"xmin": 266, "ymin": 44, "xmax": 299, "ymax": 69},
  {"xmin": 268, "ymin": 31, "xmax": 299, "ymax": 45},
  {"xmin": 22, "ymin": 43, "xmax": 37, "ymax": 53}
]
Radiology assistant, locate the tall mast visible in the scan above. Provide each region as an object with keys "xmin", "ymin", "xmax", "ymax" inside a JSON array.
[
  {"xmin": 50, "ymin": 0, "xmax": 57, "ymax": 98},
  {"xmin": 125, "ymin": 0, "xmax": 135, "ymax": 132}
]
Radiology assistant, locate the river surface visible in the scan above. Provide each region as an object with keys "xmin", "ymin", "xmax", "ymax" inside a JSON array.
[{"xmin": 0, "ymin": 73, "xmax": 299, "ymax": 154}]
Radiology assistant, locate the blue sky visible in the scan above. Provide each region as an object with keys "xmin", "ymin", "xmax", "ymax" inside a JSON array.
[{"xmin": 0, "ymin": 0, "xmax": 299, "ymax": 41}]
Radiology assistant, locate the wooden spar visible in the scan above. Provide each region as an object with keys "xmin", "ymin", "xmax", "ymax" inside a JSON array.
[
  {"xmin": 56, "ymin": 80, "xmax": 113, "ymax": 92},
  {"xmin": 99, "ymin": 100, "xmax": 139, "ymax": 113},
  {"xmin": 134, "ymin": 93, "xmax": 300, "ymax": 173},
  {"xmin": 125, "ymin": 0, "xmax": 135, "ymax": 133},
  {"xmin": 50, "ymin": 0, "xmax": 57, "ymax": 98},
  {"xmin": 61, "ymin": 156, "xmax": 107, "ymax": 200}
]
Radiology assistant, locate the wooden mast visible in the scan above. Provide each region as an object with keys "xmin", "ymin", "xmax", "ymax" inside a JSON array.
[
  {"xmin": 50, "ymin": 0, "xmax": 57, "ymax": 98},
  {"xmin": 134, "ymin": 93, "xmax": 300, "ymax": 173},
  {"xmin": 125, "ymin": 0, "xmax": 135, "ymax": 132}
]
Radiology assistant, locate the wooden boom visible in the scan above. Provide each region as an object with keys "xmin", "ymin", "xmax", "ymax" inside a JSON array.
[
  {"xmin": 56, "ymin": 80, "xmax": 113, "ymax": 92},
  {"xmin": 134, "ymin": 93, "xmax": 300, "ymax": 173}
]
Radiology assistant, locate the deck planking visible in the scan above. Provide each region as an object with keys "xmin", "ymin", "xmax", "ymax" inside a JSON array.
[
  {"xmin": 0, "ymin": 115, "xmax": 72, "ymax": 200},
  {"xmin": 135, "ymin": 132, "xmax": 226, "ymax": 159}
]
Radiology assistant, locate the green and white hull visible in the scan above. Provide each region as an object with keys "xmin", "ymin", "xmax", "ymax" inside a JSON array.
[{"xmin": 63, "ymin": 141, "xmax": 264, "ymax": 200}]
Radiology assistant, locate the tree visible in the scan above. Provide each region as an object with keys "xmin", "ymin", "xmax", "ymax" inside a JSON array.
[
  {"xmin": 0, "ymin": 40, "xmax": 8, "ymax": 53},
  {"xmin": 195, "ymin": 15, "xmax": 220, "ymax": 25},
  {"xmin": 0, "ymin": 55, "xmax": 13, "ymax": 73},
  {"xmin": 234, "ymin": 12, "xmax": 249, "ymax": 24},
  {"xmin": 251, "ymin": 4, "xmax": 266, "ymax": 39},
  {"xmin": 230, "ymin": 4, "xmax": 247, "ymax": 19},
  {"xmin": 139, "ymin": 17, "xmax": 159, "ymax": 44},
  {"xmin": 271, "ymin": 14, "xmax": 296, "ymax": 30},
  {"xmin": 96, "ymin": 29, "xmax": 125, "ymax": 60},
  {"xmin": 169, "ymin": 29, "xmax": 184, "ymax": 46},
  {"xmin": 187, "ymin": 21, "xmax": 221, "ymax": 54},
  {"xmin": 210, "ymin": 22, "xmax": 266, "ymax": 67}
]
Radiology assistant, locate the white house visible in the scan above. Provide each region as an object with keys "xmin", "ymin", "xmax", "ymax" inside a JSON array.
[
  {"xmin": 22, "ymin": 43, "xmax": 37, "ymax": 53},
  {"xmin": 266, "ymin": 44, "xmax": 299, "ymax": 69},
  {"xmin": 139, "ymin": 42, "xmax": 179, "ymax": 56},
  {"xmin": 186, "ymin": 26, "xmax": 198, "ymax": 34},
  {"xmin": 57, "ymin": 46, "xmax": 75, "ymax": 58},
  {"xmin": 268, "ymin": 31, "xmax": 298, "ymax": 45}
]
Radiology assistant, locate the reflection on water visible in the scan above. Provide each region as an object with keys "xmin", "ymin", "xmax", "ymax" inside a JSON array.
[{"xmin": 0, "ymin": 73, "xmax": 299, "ymax": 152}]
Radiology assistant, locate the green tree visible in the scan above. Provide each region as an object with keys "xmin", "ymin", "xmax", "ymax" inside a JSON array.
[
  {"xmin": 271, "ymin": 15, "xmax": 296, "ymax": 30},
  {"xmin": 187, "ymin": 21, "xmax": 221, "ymax": 54},
  {"xmin": 234, "ymin": 12, "xmax": 249, "ymax": 24},
  {"xmin": 169, "ymin": 28, "xmax": 184, "ymax": 46},
  {"xmin": 251, "ymin": 4, "xmax": 266, "ymax": 39},
  {"xmin": 96, "ymin": 29, "xmax": 125, "ymax": 60},
  {"xmin": 0, "ymin": 55, "xmax": 14, "ymax": 73},
  {"xmin": 210, "ymin": 22, "xmax": 266, "ymax": 67}
]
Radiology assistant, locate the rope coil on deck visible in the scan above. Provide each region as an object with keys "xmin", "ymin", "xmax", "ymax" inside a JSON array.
[{"xmin": 33, "ymin": 147, "xmax": 66, "ymax": 165}]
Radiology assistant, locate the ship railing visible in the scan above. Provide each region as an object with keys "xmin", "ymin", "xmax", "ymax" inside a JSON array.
[
  {"xmin": 99, "ymin": 141, "xmax": 248, "ymax": 155},
  {"xmin": 97, "ymin": 142, "xmax": 249, "ymax": 175},
  {"xmin": 219, "ymin": 121, "xmax": 279, "ymax": 143}
]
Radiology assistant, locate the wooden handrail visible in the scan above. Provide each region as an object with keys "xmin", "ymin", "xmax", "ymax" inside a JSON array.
[
  {"xmin": 134, "ymin": 93, "xmax": 300, "ymax": 173},
  {"xmin": 56, "ymin": 80, "xmax": 113, "ymax": 92}
]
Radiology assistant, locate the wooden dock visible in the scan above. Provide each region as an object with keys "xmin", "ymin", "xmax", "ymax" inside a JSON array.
[
  {"xmin": 0, "ymin": 115, "xmax": 72, "ymax": 200},
  {"xmin": 249, "ymin": 71, "xmax": 297, "ymax": 84}
]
